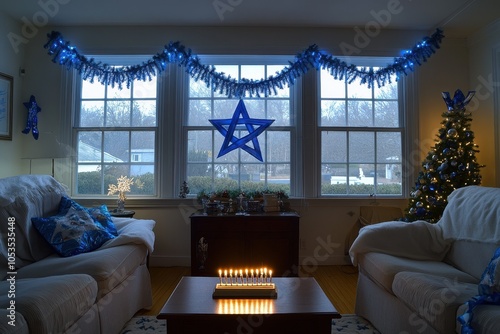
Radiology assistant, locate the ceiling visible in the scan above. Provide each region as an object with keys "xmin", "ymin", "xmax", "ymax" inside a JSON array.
[{"xmin": 1, "ymin": 0, "xmax": 499, "ymax": 37}]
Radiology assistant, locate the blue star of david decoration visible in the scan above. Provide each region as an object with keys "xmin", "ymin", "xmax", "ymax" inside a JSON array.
[
  {"xmin": 209, "ymin": 100, "xmax": 274, "ymax": 161},
  {"xmin": 22, "ymin": 95, "xmax": 42, "ymax": 140}
]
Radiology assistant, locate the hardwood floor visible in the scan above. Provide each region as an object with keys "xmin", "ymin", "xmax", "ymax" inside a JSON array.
[{"xmin": 137, "ymin": 265, "xmax": 358, "ymax": 316}]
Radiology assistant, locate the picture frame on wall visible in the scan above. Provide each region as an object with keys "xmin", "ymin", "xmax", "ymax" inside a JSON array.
[{"xmin": 0, "ymin": 72, "xmax": 13, "ymax": 140}]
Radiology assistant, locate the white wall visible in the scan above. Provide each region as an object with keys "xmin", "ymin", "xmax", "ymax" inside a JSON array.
[
  {"xmin": 9, "ymin": 24, "xmax": 492, "ymax": 267},
  {"xmin": 0, "ymin": 12, "xmax": 27, "ymax": 177}
]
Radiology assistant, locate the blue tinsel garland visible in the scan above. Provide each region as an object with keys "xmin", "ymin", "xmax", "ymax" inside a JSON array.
[{"xmin": 44, "ymin": 29, "xmax": 444, "ymax": 97}]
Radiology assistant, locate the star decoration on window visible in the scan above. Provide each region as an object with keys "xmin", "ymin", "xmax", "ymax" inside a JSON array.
[{"xmin": 209, "ymin": 100, "xmax": 274, "ymax": 161}]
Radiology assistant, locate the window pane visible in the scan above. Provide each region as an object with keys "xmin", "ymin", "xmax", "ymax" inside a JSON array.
[
  {"xmin": 321, "ymin": 100, "xmax": 346, "ymax": 126},
  {"xmin": 80, "ymin": 101, "xmax": 104, "ymax": 127},
  {"xmin": 131, "ymin": 131, "xmax": 155, "ymax": 163},
  {"xmin": 348, "ymin": 73, "xmax": 372, "ymax": 98},
  {"xmin": 321, "ymin": 131, "xmax": 346, "ymax": 163},
  {"xmin": 268, "ymin": 100, "xmax": 290, "ymax": 126},
  {"xmin": 82, "ymin": 80, "xmax": 104, "ymax": 99},
  {"xmin": 320, "ymin": 69, "xmax": 345, "ymax": 98},
  {"xmin": 375, "ymin": 79, "xmax": 397, "ymax": 99},
  {"xmin": 241, "ymin": 164, "xmax": 263, "ymax": 183},
  {"xmin": 347, "ymin": 100, "xmax": 372, "ymax": 127},
  {"xmin": 104, "ymin": 131, "xmax": 129, "ymax": 162},
  {"xmin": 133, "ymin": 78, "xmax": 157, "ymax": 98},
  {"xmin": 188, "ymin": 100, "xmax": 212, "ymax": 126},
  {"xmin": 241, "ymin": 65, "xmax": 264, "ymax": 81},
  {"xmin": 374, "ymin": 101, "xmax": 398, "ymax": 127},
  {"xmin": 349, "ymin": 132, "xmax": 374, "ymax": 163},
  {"xmin": 188, "ymin": 130, "xmax": 213, "ymax": 161},
  {"xmin": 322, "ymin": 163, "xmax": 347, "ymax": 194},
  {"xmin": 77, "ymin": 164, "xmax": 102, "ymax": 194},
  {"xmin": 267, "ymin": 163, "xmax": 290, "ymax": 190},
  {"xmin": 78, "ymin": 131, "xmax": 102, "ymax": 162},
  {"xmin": 376, "ymin": 132, "xmax": 401, "ymax": 163},
  {"xmin": 190, "ymin": 78, "xmax": 211, "ymax": 98},
  {"xmin": 268, "ymin": 132, "xmax": 290, "ymax": 162},
  {"xmin": 243, "ymin": 100, "xmax": 265, "ymax": 119},
  {"xmin": 377, "ymin": 163, "xmax": 402, "ymax": 195},
  {"xmin": 108, "ymin": 84, "xmax": 130, "ymax": 99},
  {"xmin": 132, "ymin": 100, "xmax": 157, "ymax": 126},
  {"xmin": 214, "ymin": 99, "xmax": 242, "ymax": 119},
  {"xmin": 106, "ymin": 100, "xmax": 131, "ymax": 127}
]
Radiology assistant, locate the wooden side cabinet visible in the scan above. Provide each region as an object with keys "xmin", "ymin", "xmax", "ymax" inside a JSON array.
[{"xmin": 190, "ymin": 212, "xmax": 299, "ymax": 277}]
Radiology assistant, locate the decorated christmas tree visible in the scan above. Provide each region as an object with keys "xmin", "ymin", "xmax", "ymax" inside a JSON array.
[{"xmin": 403, "ymin": 89, "xmax": 483, "ymax": 223}]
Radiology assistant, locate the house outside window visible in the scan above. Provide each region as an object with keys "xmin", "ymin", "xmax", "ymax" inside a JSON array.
[
  {"xmin": 319, "ymin": 63, "xmax": 403, "ymax": 196},
  {"xmin": 183, "ymin": 58, "xmax": 296, "ymax": 196},
  {"xmin": 74, "ymin": 65, "xmax": 158, "ymax": 196}
]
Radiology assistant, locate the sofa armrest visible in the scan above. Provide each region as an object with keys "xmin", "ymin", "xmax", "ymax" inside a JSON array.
[{"xmin": 349, "ymin": 220, "xmax": 450, "ymax": 266}]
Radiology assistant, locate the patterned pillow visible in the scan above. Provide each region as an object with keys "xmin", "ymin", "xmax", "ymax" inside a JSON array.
[
  {"xmin": 58, "ymin": 197, "xmax": 118, "ymax": 236},
  {"xmin": 84, "ymin": 205, "xmax": 118, "ymax": 236},
  {"xmin": 32, "ymin": 197, "xmax": 115, "ymax": 257}
]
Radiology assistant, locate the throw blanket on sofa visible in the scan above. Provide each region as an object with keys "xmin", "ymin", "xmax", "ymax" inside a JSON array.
[
  {"xmin": 349, "ymin": 220, "xmax": 449, "ymax": 266},
  {"xmin": 438, "ymin": 186, "xmax": 500, "ymax": 243},
  {"xmin": 101, "ymin": 217, "xmax": 155, "ymax": 254}
]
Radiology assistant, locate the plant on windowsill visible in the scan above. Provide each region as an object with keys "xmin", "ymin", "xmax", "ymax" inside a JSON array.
[
  {"xmin": 197, "ymin": 188, "xmax": 290, "ymax": 212},
  {"xmin": 108, "ymin": 175, "xmax": 135, "ymax": 212}
]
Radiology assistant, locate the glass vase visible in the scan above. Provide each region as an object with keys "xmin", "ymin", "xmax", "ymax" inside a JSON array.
[{"xmin": 117, "ymin": 199, "xmax": 125, "ymax": 212}]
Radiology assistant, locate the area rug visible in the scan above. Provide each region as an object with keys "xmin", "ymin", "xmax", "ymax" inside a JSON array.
[{"xmin": 120, "ymin": 314, "xmax": 379, "ymax": 333}]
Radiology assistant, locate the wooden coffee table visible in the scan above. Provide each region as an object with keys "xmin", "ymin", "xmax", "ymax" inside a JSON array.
[{"xmin": 157, "ymin": 276, "xmax": 340, "ymax": 334}]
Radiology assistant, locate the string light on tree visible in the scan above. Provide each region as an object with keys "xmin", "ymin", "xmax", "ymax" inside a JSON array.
[{"xmin": 403, "ymin": 89, "xmax": 483, "ymax": 223}]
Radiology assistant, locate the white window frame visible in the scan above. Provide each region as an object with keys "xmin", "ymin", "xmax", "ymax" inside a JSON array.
[
  {"xmin": 71, "ymin": 55, "xmax": 160, "ymax": 197},
  {"xmin": 176, "ymin": 55, "xmax": 302, "ymax": 197}
]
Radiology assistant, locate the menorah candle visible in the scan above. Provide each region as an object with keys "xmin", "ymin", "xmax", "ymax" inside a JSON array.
[{"xmin": 219, "ymin": 269, "xmax": 222, "ymax": 284}]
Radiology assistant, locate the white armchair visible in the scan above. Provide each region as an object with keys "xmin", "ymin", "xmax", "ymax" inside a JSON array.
[{"xmin": 349, "ymin": 186, "xmax": 500, "ymax": 334}]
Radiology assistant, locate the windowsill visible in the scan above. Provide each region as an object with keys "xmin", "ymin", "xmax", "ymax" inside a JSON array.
[{"xmin": 74, "ymin": 196, "xmax": 408, "ymax": 209}]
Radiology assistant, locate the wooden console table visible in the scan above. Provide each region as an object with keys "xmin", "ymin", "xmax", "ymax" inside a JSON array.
[{"xmin": 190, "ymin": 212, "xmax": 299, "ymax": 277}]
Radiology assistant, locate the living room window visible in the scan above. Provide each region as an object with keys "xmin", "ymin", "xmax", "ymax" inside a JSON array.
[
  {"xmin": 319, "ymin": 63, "xmax": 403, "ymax": 196},
  {"xmin": 183, "ymin": 58, "xmax": 296, "ymax": 196},
  {"xmin": 74, "ymin": 65, "xmax": 158, "ymax": 196}
]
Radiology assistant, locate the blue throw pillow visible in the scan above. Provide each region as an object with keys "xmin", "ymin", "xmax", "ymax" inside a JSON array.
[
  {"xmin": 32, "ymin": 197, "xmax": 115, "ymax": 257},
  {"xmin": 58, "ymin": 197, "xmax": 118, "ymax": 236}
]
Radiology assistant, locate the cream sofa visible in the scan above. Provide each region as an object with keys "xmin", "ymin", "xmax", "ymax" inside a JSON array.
[
  {"xmin": 0, "ymin": 175, "xmax": 155, "ymax": 334},
  {"xmin": 350, "ymin": 185, "xmax": 500, "ymax": 334}
]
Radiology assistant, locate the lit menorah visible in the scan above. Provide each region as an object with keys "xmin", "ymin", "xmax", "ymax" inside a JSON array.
[{"xmin": 212, "ymin": 267, "xmax": 277, "ymax": 299}]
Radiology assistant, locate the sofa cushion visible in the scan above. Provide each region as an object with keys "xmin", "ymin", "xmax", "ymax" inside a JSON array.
[
  {"xmin": 32, "ymin": 196, "xmax": 115, "ymax": 257},
  {"xmin": 392, "ymin": 271, "xmax": 477, "ymax": 334},
  {"xmin": 0, "ymin": 274, "xmax": 97, "ymax": 334},
  {"xmin": 359, "ymin": 252, "xmax": 478, "ymax": 293},
  {"xmin": 16, "ymin": 243, "xmax": 148, "ymax": 299}
]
